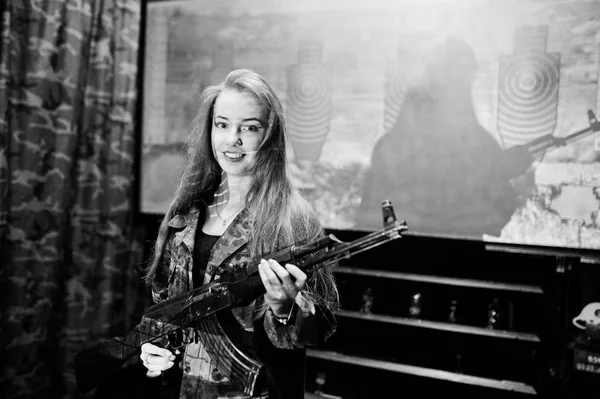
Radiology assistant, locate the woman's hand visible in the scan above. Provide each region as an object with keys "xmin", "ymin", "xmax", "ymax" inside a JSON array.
[
  {"xmin": 258, "ymin": 259, "xmax": 307, "ymax": 316},
  {"xmin": 140, "ymin": 342, "xmax": 178, "ymax": 378}
]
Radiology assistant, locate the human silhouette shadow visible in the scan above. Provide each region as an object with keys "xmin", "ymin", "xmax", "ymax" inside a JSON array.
[{"xmin": 357, "ymin": 38, "xmax": 533, "ymax": 237}]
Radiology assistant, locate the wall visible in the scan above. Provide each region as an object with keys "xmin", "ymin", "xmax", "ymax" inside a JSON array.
[{"xmin": 138, "ymin": 0, "xmax": 600, "ymax": 250}]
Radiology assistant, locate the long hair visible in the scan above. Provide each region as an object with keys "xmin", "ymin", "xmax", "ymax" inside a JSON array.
[{"xmin": 144, "ymin": 69, "xmax": 338, "ymax": 312}]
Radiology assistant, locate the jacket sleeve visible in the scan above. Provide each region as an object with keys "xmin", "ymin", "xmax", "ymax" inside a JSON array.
[
  {"xmin": 263, "ymin": 291, "xmax": 337, "ymax": 349},
  {"xmin": 262, "ymin": 211, "xmax": 338, "ymax": 349}
]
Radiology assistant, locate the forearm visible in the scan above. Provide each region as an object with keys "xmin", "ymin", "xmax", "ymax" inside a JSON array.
[{"xmin": 263, "ymin": 292, "xmax": 332, "ymax": 349}]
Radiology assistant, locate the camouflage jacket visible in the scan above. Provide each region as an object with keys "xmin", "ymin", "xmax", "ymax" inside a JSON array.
[{"xmin": 151, "ymin": 206, "xmax": 336, "ymax": 399}]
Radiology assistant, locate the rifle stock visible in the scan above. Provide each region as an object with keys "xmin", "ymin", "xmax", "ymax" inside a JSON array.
[{"xmin": 75, "ymin": 200, "xmax": 408, "ymax": 396}]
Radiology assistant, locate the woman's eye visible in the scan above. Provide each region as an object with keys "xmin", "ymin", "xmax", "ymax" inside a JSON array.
[
  {"xmin": 242, "ymin": 125, "xmax": 260, "ymax": 133},
  {"xmin": 215, "ymin": 122, "xmax": 228, "ymax": 129}
]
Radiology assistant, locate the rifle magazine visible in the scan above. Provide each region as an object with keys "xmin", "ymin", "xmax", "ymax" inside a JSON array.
[{"xmin": 195, "ymin": 314, "xmax": 265, "ymax": 397}]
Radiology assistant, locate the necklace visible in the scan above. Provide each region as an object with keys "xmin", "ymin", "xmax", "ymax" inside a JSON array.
[{"xmin": 214, "ymin": 203, "xmax": 244, "ymax": 226}]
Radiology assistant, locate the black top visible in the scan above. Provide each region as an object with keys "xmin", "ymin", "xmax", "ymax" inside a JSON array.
[
  {"xmin": 192, "ymin": 228, "xmax": 220, "ymax": 287},
  {"xmin": 191, "ymin": 222, "xmax": 313, "ymax": 399}
]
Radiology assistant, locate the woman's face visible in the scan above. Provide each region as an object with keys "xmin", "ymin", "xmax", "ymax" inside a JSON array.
[{"xmin": 211, "ymin": 89, "xmax": 268, "ymax": 180}]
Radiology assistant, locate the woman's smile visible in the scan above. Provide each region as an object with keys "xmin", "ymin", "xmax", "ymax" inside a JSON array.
[{"xmin": 223, "ymin": 151, "xmax": 244, "ymax": 162}]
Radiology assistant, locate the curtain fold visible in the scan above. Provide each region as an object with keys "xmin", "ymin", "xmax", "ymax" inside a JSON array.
[{"xmin": 0, "ymin": 1, "xmax": 147, "ymax": 398}]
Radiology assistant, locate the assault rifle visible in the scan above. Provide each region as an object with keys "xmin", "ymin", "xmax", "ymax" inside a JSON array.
[
  {"xmin": 525, "ymin": 109, "xmax": 600, "ymax": 157},
  {"xmin": 75, "ymin": 200, "xmax": 408, "ymax": 396}
]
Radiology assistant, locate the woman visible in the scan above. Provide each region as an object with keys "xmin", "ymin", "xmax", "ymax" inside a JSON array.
[{"xmin": 140, "ymin": 69, "xmax": 339, "ymax": 399}]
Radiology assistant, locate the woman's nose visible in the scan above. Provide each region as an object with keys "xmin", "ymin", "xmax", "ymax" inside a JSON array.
[{"xmin": 225, "ymin": 127, "xmax": 242, "ymax": 146}]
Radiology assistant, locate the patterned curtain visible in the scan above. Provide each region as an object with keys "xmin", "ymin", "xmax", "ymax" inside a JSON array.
[{"xmin": 0, "ymin": 1, "xmax": 148, "ymax": 398}]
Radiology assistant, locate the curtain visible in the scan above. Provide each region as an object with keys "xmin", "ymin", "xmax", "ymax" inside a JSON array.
[{"xmin": 0, "ymin": 1, "xmax": 148, "ymax": 398}]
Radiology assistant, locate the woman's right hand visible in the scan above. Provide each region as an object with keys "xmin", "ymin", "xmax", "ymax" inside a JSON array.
[{"xmin": 140, "ymin": 342, "xmax": 178, "ymax": 378}]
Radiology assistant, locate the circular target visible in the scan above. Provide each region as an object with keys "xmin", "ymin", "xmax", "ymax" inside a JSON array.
[
  {"xmin": 498, "ymin": 51, "xmax": 559, "ymax": 144},
  {"xmin": 384, "ymin": 62, "xmax": 408, "ymax": 132},
  {"xmin": 288, "ymin": 63, "xmax": 330, "ymax": 113},
  {"xmin": 287, "ymin": 59, "xmax": 331, "ymax": 159}
]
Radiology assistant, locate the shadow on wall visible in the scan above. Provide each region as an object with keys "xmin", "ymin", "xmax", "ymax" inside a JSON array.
[{"xmin": 357, "ymin": 37, "xmax": 533, "ymax": 238}]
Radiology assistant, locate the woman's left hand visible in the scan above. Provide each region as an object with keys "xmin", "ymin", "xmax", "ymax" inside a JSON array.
[{"xmin": 258, "ymin": 259, "xmax": 306, "ymax": 316}]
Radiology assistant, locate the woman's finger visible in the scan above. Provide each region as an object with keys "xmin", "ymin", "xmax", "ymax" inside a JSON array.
[
  {"xmin": 141, "ymin": 342, "xmax": 173, "ymax": 358},
  {"xmin": 258, "ymin": 259, "xmax": 274, "ymax": 290},
  {"xmin": 144, "ymin": 358, "xmax": 175, "ymax": 378},
  {"xmin": 267, "ymin": 259, "xmax": 294, "ymax": 288},
  {"xmin": 145, "ymin": 358, "xmax": 174, "ymax": 371},
  {"xmin": 259, "ymin": 259, "xmax": 283, "ymax": 286},
  {"xmin": 146, "ymin": 370, "xmax": 162, "ymax": 378},
  {"xmin": 145, "ymin": 352, "xmax": 175, "ymax": 366},
  {"xmin": 285, "ymin": 264, "xmax": 307, "ymax": 290}
]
